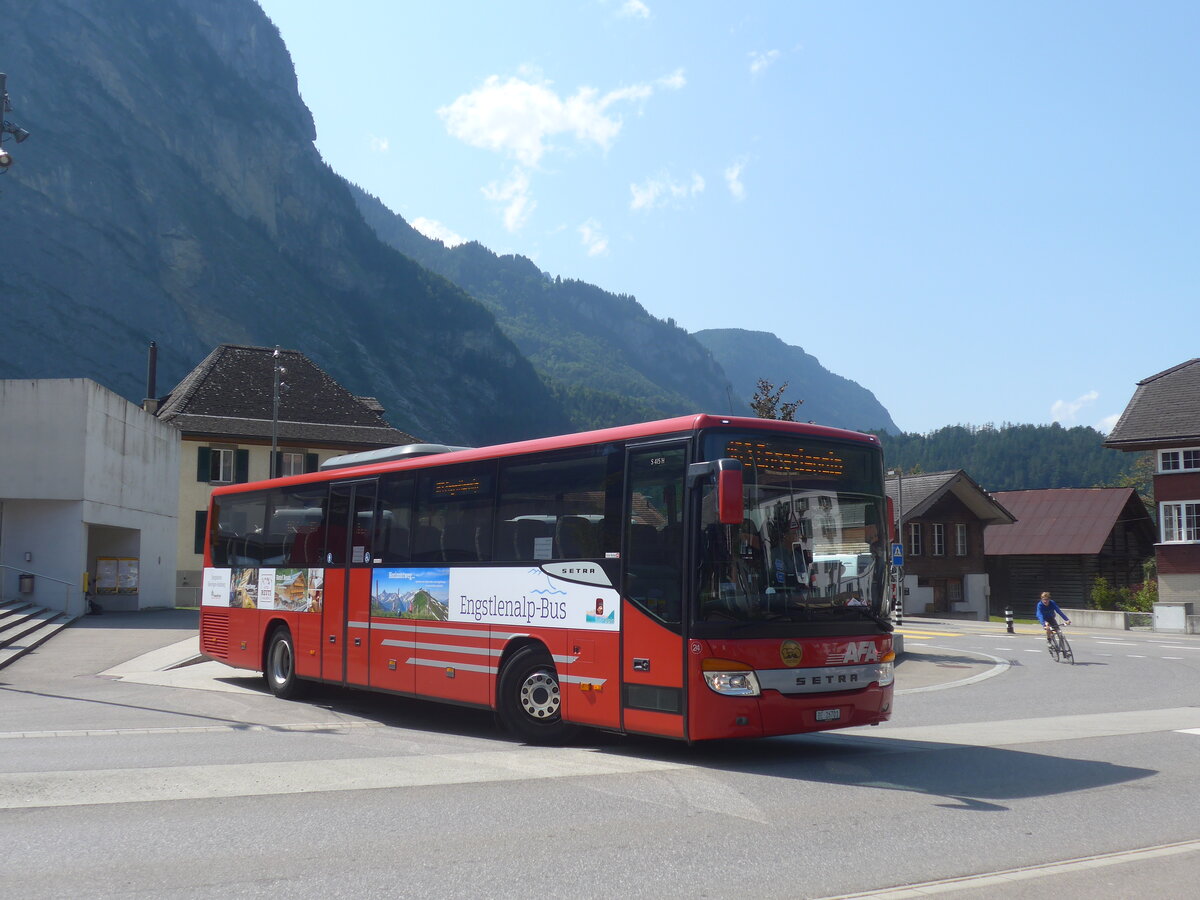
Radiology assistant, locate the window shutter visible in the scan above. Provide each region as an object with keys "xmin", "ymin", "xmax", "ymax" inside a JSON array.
[
  {"xmin": 196, "ymin": 447, "xmax": 211, "ymax": 482},
  {"xmin": 194, "ymin": 510, "xmax": 207, "ymax": 555},
  {"xmin": 235, "ymin": 449, "xmax": 250, "ymax": 483},
  {"xmin": 305, "ymin": 453, "xmax": 319, "ymax": 473}
]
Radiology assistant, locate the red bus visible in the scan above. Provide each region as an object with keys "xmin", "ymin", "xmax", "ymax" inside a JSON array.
[{"xmin": 200, "ymin": 414, "xmax": 895, "ymax": 743}]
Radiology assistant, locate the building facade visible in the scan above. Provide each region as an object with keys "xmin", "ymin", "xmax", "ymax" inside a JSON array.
[
  {"xmin": 0, "ymin": 379, "xmax": 180, "ymax": 614},
  {"xmin": 886, "ymin": 470, "xmax": 1015, "ymax": 619},
  {"xmin": 1105, "ymin": 359, "xmax": 1200, "ymax": 608}
]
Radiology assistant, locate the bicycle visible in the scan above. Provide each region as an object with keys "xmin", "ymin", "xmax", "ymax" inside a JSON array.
[{"xmin": 1046, "ymin": 624, "xmax": 1074, "ymax": 664}]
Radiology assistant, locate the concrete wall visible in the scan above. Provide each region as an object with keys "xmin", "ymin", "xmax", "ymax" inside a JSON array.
[
  {"xmin": 0, "ymin": 379, "xmax": 179, "ymax": 613},
  {"xmin": 1159, "ymin": 572, "xmax": 1200, "ymax": 606}
]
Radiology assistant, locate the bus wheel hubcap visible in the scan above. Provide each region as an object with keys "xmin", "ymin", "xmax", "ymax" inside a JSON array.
[{"xmin": 519, "ymin": 671, "xmax": 560, "ymax": 719}]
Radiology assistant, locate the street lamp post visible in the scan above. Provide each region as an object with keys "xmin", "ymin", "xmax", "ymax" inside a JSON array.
[{"xmin": 269, "ymin": 347, "xmax": 285, "ymax": 478}]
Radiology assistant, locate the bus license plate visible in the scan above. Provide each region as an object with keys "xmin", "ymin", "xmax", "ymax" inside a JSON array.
[{"xmin": 815, "ymin": 709, "xmax": 841, "ymax": 722}]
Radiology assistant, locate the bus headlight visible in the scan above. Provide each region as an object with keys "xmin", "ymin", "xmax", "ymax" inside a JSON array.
[
  {"xmin": 702, "ymin": 659, "xmax": 761, "ymax": 696},
  {"xmin": 875, "ymin": 661, "xmax": 895, "ymax": 687},
  {"xmin": 875, "ymin": 651, "xmax": 896, "ymax": 687}
]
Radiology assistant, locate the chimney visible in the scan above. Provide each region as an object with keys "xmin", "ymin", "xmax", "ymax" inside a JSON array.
[{"xmin": 142, "ymin": 341, "xmax": 159, "ymax": 414}]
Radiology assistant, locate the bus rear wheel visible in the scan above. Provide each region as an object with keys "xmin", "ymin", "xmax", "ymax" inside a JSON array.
[
  {"xmin": 497, "ymin": 645, "xmax": 576, "ymax": 745},
  {"xmin": 265, "ymin": 626, "xmax": 306, "ymax": 700}
]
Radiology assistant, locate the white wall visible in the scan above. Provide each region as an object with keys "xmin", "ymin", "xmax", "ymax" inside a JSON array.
[{"xmin": 0, "ymin": 380, "xmax": 180, "ymax": 613}]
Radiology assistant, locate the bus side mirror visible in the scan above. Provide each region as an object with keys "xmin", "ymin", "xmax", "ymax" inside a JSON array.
[{"xmin": 716, "ymin": 459, "xmax": 743, "ymax": 525}]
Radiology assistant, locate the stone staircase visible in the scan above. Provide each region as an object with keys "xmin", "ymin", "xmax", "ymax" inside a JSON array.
[{"xmin": 0, "ymin": 600, "xmax": 76, "ymax": 670}]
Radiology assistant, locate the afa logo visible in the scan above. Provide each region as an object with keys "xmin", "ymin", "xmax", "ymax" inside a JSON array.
[{"xmin": 825, "ymin": 641, "xmax": 880, "ymax": 665}]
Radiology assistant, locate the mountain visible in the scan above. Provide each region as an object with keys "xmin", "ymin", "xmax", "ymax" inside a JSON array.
[
  {"xmin": 1, "ymin": 0, "xmax": 570, "ymax": 445},
  {"xmin": 693, "ymin": 329, "xmax": 900, "ymax": 434},
  {"xmin": 351, "ymin": 186, "xmax": 735, "ymax": 429}
]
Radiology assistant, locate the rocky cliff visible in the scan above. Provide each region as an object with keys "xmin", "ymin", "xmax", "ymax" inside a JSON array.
[{"xmin": 1, "ymin": 0, "xmax": 570, "ymax": 444}]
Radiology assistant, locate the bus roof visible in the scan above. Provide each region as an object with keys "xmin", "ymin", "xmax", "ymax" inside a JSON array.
[{"xmin": 211, "ymin": 414, "xmax": 881, "ymax": 496}]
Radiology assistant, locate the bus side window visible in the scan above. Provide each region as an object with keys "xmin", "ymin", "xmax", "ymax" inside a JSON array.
[
  {"xmin": 414, "ymin": 463, "xmax": 495, "ymax": 564},
  {"xmin": 374, "ymin": 474, "xmax": 413, "ymax": 564},
  {"xmin": 495, "ymin": 450, "xmax": 608, "ymax": 561}
]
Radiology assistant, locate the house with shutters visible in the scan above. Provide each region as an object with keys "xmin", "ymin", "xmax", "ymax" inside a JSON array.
[
  {"xmin": 886, "ymin": 470, "xmax": 1015, "ymax": 619},
  {"xmin": 153, "ymin": 345, "xmax": 417, "ymax": 605},
  {"xmin": 1103, "ymin": 359, "xmax": 1200, "ymax": 613},
  {"xmin": 983, "ymin": 488, "xmax": 1155, "ymax": 616}
]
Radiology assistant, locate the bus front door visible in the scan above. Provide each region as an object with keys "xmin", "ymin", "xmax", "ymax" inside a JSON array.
[
  {"xmin": 621, "ymin": 443, "xmax": 688, "ymax": 739},
  {"xmin": 322, "ymin": 479, "xmax": 377, "ymax": 685}
]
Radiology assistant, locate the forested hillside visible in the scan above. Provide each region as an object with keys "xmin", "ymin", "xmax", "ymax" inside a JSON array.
[{"xmin": 876, "ymin": 423, "xmax": 1141, "ymax": 491}]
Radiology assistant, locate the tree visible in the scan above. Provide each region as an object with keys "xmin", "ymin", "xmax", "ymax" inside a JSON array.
[{"xmin": 750, "ymin": 379, "xmax": 801, "ymax": 421}]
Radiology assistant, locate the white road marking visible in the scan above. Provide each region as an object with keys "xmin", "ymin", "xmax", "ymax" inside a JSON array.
[
  {"xmin": 0, "ymin": 721, "xmax": 382, "ymax": 740},
  {"xmin": 1096, "ymin": 641, "xmax": 1136, "ymax": 646},
  {"xmin": 850, "ymin": 706, "xmax": 1200, "ymax": 748},
  {"xmin": 818, "ymin": 839, "xmax": 1200, "ymax": 899},
  {"xmin": 0, "ymin": 747, "xmax": 688, "ymax": 810}
]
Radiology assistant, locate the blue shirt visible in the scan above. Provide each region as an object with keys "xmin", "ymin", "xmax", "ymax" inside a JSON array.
[{"xmin": 1036, "ymin": 599, "xmax": 1067, "ymax": 626}]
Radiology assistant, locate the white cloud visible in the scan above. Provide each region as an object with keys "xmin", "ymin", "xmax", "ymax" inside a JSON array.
[
  {"xmin": 483, "ymin": 169, "xmax": 536, "ymax": 232},
  {"xmin": 724, "ymin": 159, "xmax": 746, "ymax": 201},
  {"xmin": 1050, "ymin": 390, "xmax": 1100, "ymax": 424},
  {"xmin": 411, "ymin": 217, "xmax": 465, "ymax": 248},
  {"xmin": 578, "ymin": 218, "xmax": 609, "ymax": 256},
  {"xmin": 749, "ymin": 49, "xmax": 781, "ymax": 76},
  {"xmin": 630, "ymin": 172, "xmax": 705, "ymax": 211},
  {"xmin": 618, "ymin": 0, "xmax": 650, "ymax": 19},
  {"xmin": 658, "ymin": 68, "xmax": 686, "ymax": 90},
  {"xmin": 368, "ymin": 134, "xmax": 390, "ymax": 153},
  {"xmin": 1095, "ymin": 413, "xmax": 1121, "ymax": 434},
  {"xmin": 439, "ymin": 72, "xmax": 675, "ymax": 167}
]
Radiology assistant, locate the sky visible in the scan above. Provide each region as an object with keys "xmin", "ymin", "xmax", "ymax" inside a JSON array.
[{"xmin": 254, "ymin": 0, "xmax": 1198, "ymax": 436}]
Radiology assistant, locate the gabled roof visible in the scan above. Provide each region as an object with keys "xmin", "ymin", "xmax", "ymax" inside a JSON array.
[
  {"xmin": 983, "ymin": 488, "xmax": 1152, "ymax": 556},
  {"xmin": 156, "ymin": 345, "xmax": 417, "ymax": 447},
  {"xmin": 1104, "ymin": 359, "xmax": 1200, "ymax": 450},
  {"xmin": 885, "ymin": 470, "xmax": 1015, "ymax": 526}
]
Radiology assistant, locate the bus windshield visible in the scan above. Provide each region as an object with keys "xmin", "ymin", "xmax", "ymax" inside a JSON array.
[{"xmin": 695, "ymin": 430, "xmax": 888, "ymax": 629}]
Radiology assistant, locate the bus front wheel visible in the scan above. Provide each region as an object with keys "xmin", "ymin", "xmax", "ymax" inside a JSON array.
[
  {"xmin": 265, "ymin": 627, "xmax": 306, "ymax": 700},
  {"xmin": 497, "ymin": 645, "xmax": 576, "ymax": 745}
]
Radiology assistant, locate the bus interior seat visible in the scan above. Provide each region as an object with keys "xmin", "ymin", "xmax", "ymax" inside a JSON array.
[
  {"xmin": 413, "ymin": 524, "xmax": 445, "ymax": 562},
  {"xmin": 557, "ymin": 515, "xmax": 601, "ymax": 559}
]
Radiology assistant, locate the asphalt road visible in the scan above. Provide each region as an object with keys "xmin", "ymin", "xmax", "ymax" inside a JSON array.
[{"xmin": 3, "ymin": 611, "xmax": 1199, "ymax": 899}]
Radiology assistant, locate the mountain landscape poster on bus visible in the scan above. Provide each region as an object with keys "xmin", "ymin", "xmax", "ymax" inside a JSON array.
[{"xmin": 370, "ymin": 565, "xmax": 620, "ymax": 631}]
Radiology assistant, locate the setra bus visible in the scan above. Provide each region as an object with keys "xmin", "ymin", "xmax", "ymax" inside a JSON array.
[{"xmin": 199, "ymin": 414, "xmax": 895, "ymax": 743}]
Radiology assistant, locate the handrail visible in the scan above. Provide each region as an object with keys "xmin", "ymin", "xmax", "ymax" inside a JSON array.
[{"xmin": 0, "ymin": 564, "xmax": 81, "ymax": 617}]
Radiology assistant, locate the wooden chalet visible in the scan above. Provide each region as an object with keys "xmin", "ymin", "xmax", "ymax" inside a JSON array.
[
  {"xmin": 984, "ymin": 488, "xmax": 1155, "ymax": 616},
  {"xmin": 886, "ymin": 470, "xmax": 1015, "ymax": 619}
]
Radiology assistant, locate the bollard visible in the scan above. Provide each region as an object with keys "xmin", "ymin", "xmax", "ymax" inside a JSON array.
[
  {"xmin": 894, "ymin": 592, "xmax": 903, "ymax": 628},
  {"xmin": 1005, "ymin": 606, "xmax": 1014, "ymax": 634}
]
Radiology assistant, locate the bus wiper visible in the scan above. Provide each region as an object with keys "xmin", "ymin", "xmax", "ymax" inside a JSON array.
[{"xmin": 851, "ymin": 607, "xmax": 894, "ymax": 632}]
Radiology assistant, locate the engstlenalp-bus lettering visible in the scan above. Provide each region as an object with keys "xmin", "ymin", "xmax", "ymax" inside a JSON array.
[{"xmin": 458, "ymin": 595, "xmax": 567, "ymax": 623}]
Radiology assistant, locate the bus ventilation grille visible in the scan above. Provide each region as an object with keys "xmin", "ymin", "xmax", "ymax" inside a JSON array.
[{"xmin": 201, "ymin": 612, "xmax": 230, "ymax": 656}]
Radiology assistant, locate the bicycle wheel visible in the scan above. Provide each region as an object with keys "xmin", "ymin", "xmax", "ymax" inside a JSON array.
[
  {"xmin": 1047, "ymin": 633, "xmax": 1060, "ymax": 662},
  {"xmin": 1060, "ymin": 633, "xmax": 1074, "ymax": 664}
]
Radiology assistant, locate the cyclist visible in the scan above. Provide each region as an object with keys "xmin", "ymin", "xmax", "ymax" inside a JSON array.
[{"xmin": 1036, "ymin": 591, "xmax": 1070, "ymax": 644}]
